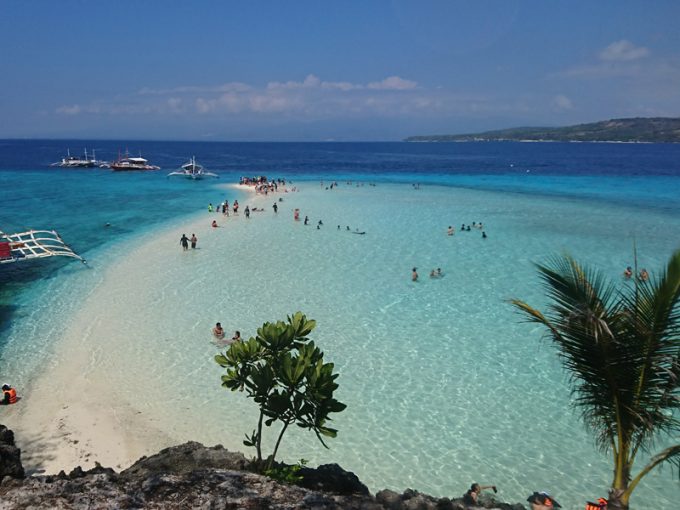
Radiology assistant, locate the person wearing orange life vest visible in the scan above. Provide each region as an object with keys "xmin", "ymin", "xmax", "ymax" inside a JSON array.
[
  {"xmin": 585, "ymin": 498, "xmax": 608, "ymax": 510},
  {"xmin": 527, "ymin": 491, "xmax": 561, "ymax": 510},
  {"xmin": 1, "ymin": 384, "xmax": 17, "ymax": 405}
]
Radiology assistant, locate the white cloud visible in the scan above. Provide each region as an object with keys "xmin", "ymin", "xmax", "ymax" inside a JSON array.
[
  {"xmin": 553, "ymin": 94, "xmax": 573, "ymax": 110},
  {"xmin": 167, "ymin": 97, "xmax": 183, "ymax": 112},
  {"xmin": 55, "ymin": 74, "xmax": 451, "ymax": 120},
  {"xmin": 138, "ymin": 82, "xmax": 252, "ymax": 95},
  {"xmin": 267, "ymin": 74, "xmax": 322, "ymax": 90},
  {"xmin": 55, "ymin": 105, "xmax": 82, "ymax": 115},
  {"xmin": 599, "ymin": 40, "xmax": 649, "ymax": 62},
  {"xmin": 367, "ymin": 76, "xmax": 418, "ymax": 90}
]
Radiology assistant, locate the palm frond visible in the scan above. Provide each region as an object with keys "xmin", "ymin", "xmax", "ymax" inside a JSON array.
[{"xmin": 512, "ymin": 253, "xmax": 680, "ymax": 456}]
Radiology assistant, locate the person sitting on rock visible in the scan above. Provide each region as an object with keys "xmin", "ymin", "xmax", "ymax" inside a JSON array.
[{"xmin": 463, "ymin": 482, "xmax": 497, "ymax": 506}]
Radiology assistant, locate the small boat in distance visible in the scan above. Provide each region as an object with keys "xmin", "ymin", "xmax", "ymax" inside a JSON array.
[
  {"xmin": 51, "ymin": 148, "xmax": 97, "ymax": 168},
  {"xmin": 109, "ymin": 150, "xmax": 160, "ymax": 171},
  {"xmin": 167, "ymin": 156, "xmax": 218, "ymax": 180}
]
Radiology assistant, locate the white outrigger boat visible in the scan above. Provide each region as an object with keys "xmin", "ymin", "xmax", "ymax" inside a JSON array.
[
  {"xmin": 0, "ymin": 229, "xmax": 85, "ymax": 265},
  {"xmin": 51, "ymin": 148, "xmax": 98, "ymax": 168},
  {"xmin": 109, "ymin": 150, "xmax": 160, "ymax": 171},
  {"xmin": 167, "ymin": 156, "xmax": 218, "ymax": 180}
]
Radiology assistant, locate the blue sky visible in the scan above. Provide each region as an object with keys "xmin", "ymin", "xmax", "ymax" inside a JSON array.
[{"xmin": 1, "ymin": 1, "xmax": 679, "ymax": 141}]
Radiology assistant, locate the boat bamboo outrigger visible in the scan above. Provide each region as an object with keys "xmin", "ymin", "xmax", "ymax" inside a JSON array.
[
  {"xmin": 167, "ymin": 156, "xmax": 219, "ymax": 180},
  {"xmin": 0, "ymin": 229, "xmax": 86, "ymax": 265}
]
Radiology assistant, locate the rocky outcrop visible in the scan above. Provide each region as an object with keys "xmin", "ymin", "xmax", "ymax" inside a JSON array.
[
  {"xmin": 0, "ymin": 425, "xmax": 525, "ymax": 510},
  {"xmin": 0, "ymin": 425, "xmax": 24, "ymax": 480}
]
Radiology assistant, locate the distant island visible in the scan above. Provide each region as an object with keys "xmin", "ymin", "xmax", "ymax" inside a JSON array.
[{"xmin": 405, "ymin": 117, "xmax": 680, "ymax": 143}]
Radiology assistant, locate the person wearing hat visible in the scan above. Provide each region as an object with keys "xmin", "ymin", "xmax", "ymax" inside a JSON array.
[{"xmin": 1, "ymin": 384, "xmax": 17, "ymax": 405}]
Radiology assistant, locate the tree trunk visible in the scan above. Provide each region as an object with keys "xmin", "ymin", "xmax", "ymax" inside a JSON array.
[{"xmin": 607, "ymin": 488, "xmax": 628, "ymax": 510}]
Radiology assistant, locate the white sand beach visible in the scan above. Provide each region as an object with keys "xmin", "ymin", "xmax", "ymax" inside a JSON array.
[{"xmin": 5, "ymin": 183, "xmax": 275, "ymax": 473}]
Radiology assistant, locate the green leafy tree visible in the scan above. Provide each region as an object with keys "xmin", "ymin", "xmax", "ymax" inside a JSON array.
[
  {"xmin": 215, "ymin": 312, "xmax": 346, "ymax": 470},
  {"xmin": 511, "ymin": 251, "xmax": 680, "ymax": 510}
]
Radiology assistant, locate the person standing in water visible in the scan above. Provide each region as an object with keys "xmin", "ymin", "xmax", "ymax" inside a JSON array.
[
  {"xmin": 273, "ymin": 202, "xmax": 278, "ymax": 213},
  {"xmin": 190, "ymin": 234, "xmax": 198, "ymax": 249},
  {"xmin": 180, "ymin": 234, "xmax": 189, "ymax": 251},
  {"xmin": 412, "ymin": 267, "xmax": 418, "ymax": 281}
]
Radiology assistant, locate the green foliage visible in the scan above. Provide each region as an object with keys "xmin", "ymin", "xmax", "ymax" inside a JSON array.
[
  {"xmin": 511, "ymin": 251, "xmax": 680, "ymax": 509},
  {"xmin": 215, "ymin": 312, "xmax": 346, "ymax": 471},
  {"xmin": 264, "ymin": 458, "xmax": 308, "ymax": 484}
]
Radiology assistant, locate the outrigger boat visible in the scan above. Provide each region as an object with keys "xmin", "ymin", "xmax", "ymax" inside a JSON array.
[
  {"xmin": 51, "ymin": 148, "xmax": 97, "ymax": 168},
  {"xmin": 109, "ymin": 150, "xmax": 160, "ymax": 171},
  {"xmin": 0, "ymin": 229, "xmax": 85, "ymax": 265},
  {"xmin": 167, "ymin": 156, "xmax": 218, "ymax": 180}
]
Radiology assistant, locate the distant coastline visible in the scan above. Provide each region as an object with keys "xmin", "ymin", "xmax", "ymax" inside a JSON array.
[{"xmin": 405, "ymin": 117, "xmax": 680, "ymax": 143}]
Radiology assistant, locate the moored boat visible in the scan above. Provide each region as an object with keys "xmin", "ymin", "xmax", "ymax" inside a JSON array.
[
  {"xmin": 110, "ymin": 150, "xmax": 160, "ymax": 171},
  {"xmin": 167, "ymin": 156, "xmax": 218, "ymax": 179},
  {"xmin": 51, "ymin": 148, "xmax": 97, "ymax": 168},
  {"xmin": 0, "ymin": 229, "xmax": 85, "ymax": 265}
]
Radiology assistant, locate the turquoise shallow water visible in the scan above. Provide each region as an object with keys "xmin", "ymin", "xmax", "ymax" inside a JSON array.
[{"xmin": 1, "ymin": 141, "xmax": 679, "ymax": 509}]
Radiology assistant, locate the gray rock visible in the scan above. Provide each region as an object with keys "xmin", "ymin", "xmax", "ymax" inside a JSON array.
[
  {"xmin": 0, "ymin": 424, "xmax": 24, "ymax": 480},
  {"xmin": 298, "ymin": 463, "xmax": 370, "ymax": 495},
  {"xmin": 0, "ymin": 426, "xmax": 526, "ymax": 510}
]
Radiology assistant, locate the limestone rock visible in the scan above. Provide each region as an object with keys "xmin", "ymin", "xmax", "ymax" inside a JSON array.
[
  {"xmin": 0, "ymin": 426, "xmax": 526, "ymax": 510},
  {"xmin": 0, "ymin": 424, "xmax": 24, "ymax": 480}
]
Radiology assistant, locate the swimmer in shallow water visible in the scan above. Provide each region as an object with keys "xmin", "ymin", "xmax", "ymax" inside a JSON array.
[
  {"xmin": 412, "ymin": 267, "xmax": 418, "ymax": 282},
  {"xmin": 212, "ymin": 322, "xmax": 225, "ymax": 339},
  {"xmin": 639, "ymin": 268, "xmax": 649, "ymax": 282}
]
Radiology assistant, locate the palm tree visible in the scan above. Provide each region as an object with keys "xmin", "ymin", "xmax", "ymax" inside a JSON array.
[{"xmin": 511, "ymin": 250, "xmax": 680, "ymax": 510}]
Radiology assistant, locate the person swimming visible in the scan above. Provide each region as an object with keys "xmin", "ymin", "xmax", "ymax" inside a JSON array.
[
  {"xmin": 212, "ymin": 322, "xmax": 225, "ymax": 339},
  {"xmin": 412, "ymin": 267, "xmax": 418, "ymax": 281},
  {"xmin": 623, "ymin": 266, "xmax": 633, "ymax": 279}
]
